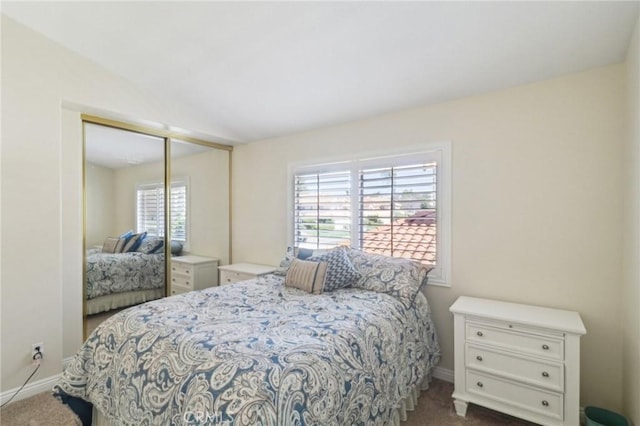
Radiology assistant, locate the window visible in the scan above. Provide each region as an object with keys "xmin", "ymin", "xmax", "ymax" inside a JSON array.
[
  {"xmin": 359, "ymin": 163, "xmax": 437, "ymax": 264},
  {"xmin": 294, "ymin": 170, "xmax": 352, "ymax": 249},
  {"xmin": 291, "ymin": 144, "xmax": 450, "ymax": 285},
  {"xmin": 136, "ymin": 178, "xmax": 188, "ymax": 243}
]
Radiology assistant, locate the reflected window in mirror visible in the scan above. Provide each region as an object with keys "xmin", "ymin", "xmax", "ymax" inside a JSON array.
[{"xmin": 136, "ymin": 177, "xmax": 189, "ymax": 248}]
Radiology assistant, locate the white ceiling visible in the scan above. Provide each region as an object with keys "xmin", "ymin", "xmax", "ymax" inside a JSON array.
[
  {"xmin": 3, "ymin": 1, "xmax": 639, "ymax": 143},
  {"xmin": 85, "ymin": 123, "xmax": 212, "ymax": 169}
]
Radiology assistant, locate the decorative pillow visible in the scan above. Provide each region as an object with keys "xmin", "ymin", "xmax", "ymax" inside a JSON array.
[
  {"xmin": 123, "ymin": 232, "xmax": 146, "ymax": 252},
  {"xmin": 274, "ymin": 247, "xmax": 333, "ymax": 275},
  {"xmin": 102, "ymin": 237, "xmax": 121, "ymax": 253},
  {"xmin": 307, "ymin": 247, "xmax": 361, "ymax": 291},
  {"xmin": 114, "ymin": 237, "xmax": 129, "ymax": 253},
  {"xmin": 136, "ymin": 237, "xmax": 163, "ymax": 254},
  {"xmin": 285, "ymin": 259, "xmax": 328, "ymax": 294},
  {"xmin": 346, "ymin": 248, "xmax": 433, "ymax": 308},
  {"xmin": 119, "ymin": 230, "xmax": 134, "ymax": 240}
]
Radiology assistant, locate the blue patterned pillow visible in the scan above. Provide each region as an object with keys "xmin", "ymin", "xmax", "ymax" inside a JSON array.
[
  {"xmin": 346, "ymin": 248, "xmax": 433, "ymax": 308},
  {"xmin": 307, "ymin": 247, "xmax": 360, "ymax": 291},
  {"xmin": 136, "ymin": 237, "xmax": 163, "ymax": 254},
  {"xmin": 123, "ymin": 232, "xmax": 146, "ymax": 252},
  {"xmin": 119, "ymin": 230, "xmax": 134, "ymax": 240}
]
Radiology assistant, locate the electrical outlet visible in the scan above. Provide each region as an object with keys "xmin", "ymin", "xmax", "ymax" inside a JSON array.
[{"xmin": 31, "ymin": 342, "xmax": 43, "ymax": 364}]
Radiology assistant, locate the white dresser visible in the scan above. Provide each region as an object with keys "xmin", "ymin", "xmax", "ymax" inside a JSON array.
[
  {"xmin": 450, "ymin": 296, "xmax": 586, "ymax": 426},
  {"xmin": 170, "ymin": 255, "xmax": 219, "ymax": 295},
  {"xmin": 218, "ymin": 263, "xmax": 277, "ymax": 285}
]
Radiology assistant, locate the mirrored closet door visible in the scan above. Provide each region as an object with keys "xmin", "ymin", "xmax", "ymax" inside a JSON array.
[
  {"xmin": 82, "ymin": 118, "xmax": 231, "ymax": 338},
  {"xmin": 167, "ymin": 140, "xmax": 229, "ymax": 297},
  {"xmin": 83, "ymin": 123, "xmax": 168, "ymax": 336}
]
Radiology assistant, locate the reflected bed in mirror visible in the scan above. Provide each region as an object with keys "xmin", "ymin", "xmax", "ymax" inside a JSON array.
[
  {"xmin": 84, "ymin": 123, "xmax": 167, "ymax": 333},
  {"xmin": 86, "ymin": 233, "xmax": 166, "ymax": 315},
  {"xmin": 82, "ymin": 120, "xmax": 231, "ymax": 339}
]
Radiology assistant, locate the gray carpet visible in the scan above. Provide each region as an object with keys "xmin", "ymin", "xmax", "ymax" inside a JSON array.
[
  {"xmin": 408, "ymin": 378, "xmax": 536, "ymax": 425},
  {"xmin": 0, "ymin": 392, "xmax": 81, "ymax": 425},
  {"xmin": 0, "ymin": 378, "xmax": 535, "ymax": 425}
]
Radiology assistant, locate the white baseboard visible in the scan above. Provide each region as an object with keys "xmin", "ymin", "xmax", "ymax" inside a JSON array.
[
  {"xmin": 0, "ymin": 372, "xmax": 60, "ymax": 406},
  {"xmin": 0, "ymin": 358, "xmax": 75, "ymax": 406},
  {"xmin": 431, "ymin": 366, "xmax": 454, "ymax": 383}
]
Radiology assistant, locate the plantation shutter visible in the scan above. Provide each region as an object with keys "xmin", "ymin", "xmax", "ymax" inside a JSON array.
[
  {"xmin": 358, "ymin": 162, "xmax": 437, "ymax": 264},
  {"xmin": 136, "ymin": 184, "xmax": 164, "ymax": 237},
  {"xmin": 294, "ymin": 170, "xmax": 351, "ymax": 249},
  {"xmin": 136, "ymin": 179, "xmax": 188, "ymax": 242},
  {"xmin": 170, "ymin": 182, "xmax": 187, "ymax": 241}
]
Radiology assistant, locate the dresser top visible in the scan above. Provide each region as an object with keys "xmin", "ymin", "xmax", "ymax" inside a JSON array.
[
  {"xmin": 172, "ymin": 255, "xmax": 219, "ymax": 265},
  {"xmin": 218, "ymin": 263, "xmax": 277, "ymax": 275},
  {"xmin": 450, "ymin": 296, "xmax": 586, "ymax": 335}
]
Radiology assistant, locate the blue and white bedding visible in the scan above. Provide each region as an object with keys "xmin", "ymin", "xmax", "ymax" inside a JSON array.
[
  {"xmin": 57, "ymin": 274, "xmax": 440, "ymax": 425},
  {"xmin": 86, "ymin": 248, "xmax": 165, "ymax": 299}
]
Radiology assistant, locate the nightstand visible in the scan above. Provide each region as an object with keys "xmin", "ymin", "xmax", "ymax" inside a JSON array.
[
  {"xmin": 450, "ymin": 296, "xmax": 586, "ymax": 426},
  {"xmin": 170, "ymin": 255, "xmax": 219, "ymax": 295},
  {"xmin": 218, "ymin": 263, "xmax": 277, "ymax": 285}
]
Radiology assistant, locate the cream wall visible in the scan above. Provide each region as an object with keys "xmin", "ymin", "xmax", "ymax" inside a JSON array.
[
  {"xmin": 113, "ymin": 149, "xmax": 230, "ymax": 263},
  {"xmin": 171, "ymin": 150, "xmax": 230, "ymax": 263},
  {"xmin": 112, "ymin": 160, "xmax": 165, "ymax": 235},
  {"xmin": 85, "ymin": 163, "xmax": 116, "ymax": 247},
  {"xmin": 622, "ymin": 15, "xmax": 640, "ymax": 426},
  {"xmin": 232, "ymin": 65, "xmax": 625, "ymax": 410},
  {"xmin": 1, "ymin": 16, "xmax": 223, "ymax": 390}
]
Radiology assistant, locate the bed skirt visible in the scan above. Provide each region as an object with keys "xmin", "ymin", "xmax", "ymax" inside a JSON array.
[
  {"xmin": 390, "ymin": 373, "xmax": 432, "ymax": 426},
  {"xmin": 92, "ymin": 373, "xmax": 432, "ymax": 426},
  {"xmin": 86, "ymin": 288, "xmax": 164, "ymax": 316}
]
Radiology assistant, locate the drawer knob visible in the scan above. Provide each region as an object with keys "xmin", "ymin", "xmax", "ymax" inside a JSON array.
[
  {"xmin": 542, "ymin": 371, "xmax": 549, "ymax": 377},
  {"xmin": 476, "ymin": 331, "xmax": 483, "ymax": 337},
  {"xmin": 476, "ymin": 382, "xmax": 483, "ymax": 388},
  {"xmin": 186, "ymin": 270, "xmax": 190, "ymax": 274},
  {"xmin": 542, "ymin": 344, "xmax": 550, "ymax": 350},
  {"xmin": 172, "ymin": 278, "xmax": 175, "ymax": 282},
  {"xmin": 186, "ymin": 281, "xmax": 190, "ymax": 285},
  {"xmin": 476, "ymin": 356, "xmax": 483, "ymax": 361},
  {"xmin": 542, "ymin": 400, "xmax": 549, "ymax": 407},
  {"xmin": 172, "ymin": 267, "xmax": 176, "ymax": 271}
]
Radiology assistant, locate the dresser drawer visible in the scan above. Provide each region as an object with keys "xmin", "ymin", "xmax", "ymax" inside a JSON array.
[
  {"xmin": 220, "ymin": 270, "xmax": 255, "ymax": 285},
  {"xmin": 467, "ymin": 322, "xmax": 564, "ymax": 361},
  {"xmin": 466, "ymin": 344, "xmax": 564, "ymax": 392},
  {"xmin": 170, "ymin": 286, "xmax": 189, "ymax": 296},
  {"xmin": 171, "ymin": 262, "xmax": 193, "ymax": 276},
  {"xmin": 466, "ymin": 370, "xmax": 563, "ymax": 421},
  {"xmin": 171, "ymin": 274, "xmax": 193, "ymax": 289}
]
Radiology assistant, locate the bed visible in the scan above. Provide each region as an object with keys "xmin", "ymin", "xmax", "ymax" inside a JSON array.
[
  {"xmin": 60, "ymin": 248, "xmax": 440, "ymax": 425},
  {"xmin": 86, "ymin": 248, "xmax": 165, "ymax": 315}
]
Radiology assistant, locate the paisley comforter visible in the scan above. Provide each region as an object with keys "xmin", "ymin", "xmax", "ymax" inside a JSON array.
[
  {"xmin": 56, "ymin": 274, "xmax": 440, "ymax": 425},
  {"xmin": 86, "ymin": 248, "xmax": 165, "ymax": 299}
]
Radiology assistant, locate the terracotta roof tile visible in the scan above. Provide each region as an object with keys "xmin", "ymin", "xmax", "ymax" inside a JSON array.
[{"xmin": 361, "ymin": 212, "xmax": 436, "ymax": 264}]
